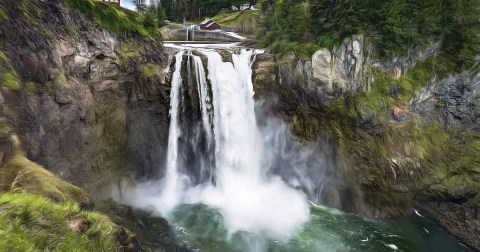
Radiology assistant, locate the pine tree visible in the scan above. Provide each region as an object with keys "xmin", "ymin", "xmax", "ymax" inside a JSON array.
[{"xmin": 131, "ymin": 0, "xmax": 146, "ymax": 12}]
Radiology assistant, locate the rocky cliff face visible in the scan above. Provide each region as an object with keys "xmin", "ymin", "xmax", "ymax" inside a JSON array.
[
  {"xmin": 414, "ymin": 73, "xmax": 480, "ymax": 130},
  {"xmin": 0, "ymin": 0, "xmax": 172, "ymax": 198},
  {"xmin": 252, "ymin": 37, "xmax": 480, "ymax": 249}
]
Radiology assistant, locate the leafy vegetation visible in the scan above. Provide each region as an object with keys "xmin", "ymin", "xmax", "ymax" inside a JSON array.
[
  {"xmin": 258, "ymin": 0, "xmax": 480, "ymax": 69},
  {"xmin": 65, "ymin": 0, "xmax": 161, "ymax": 37},
  {"xmin": 0, "ymin": 192, "xmax": 130, "ymax": 251},
  {"xmin": 141, "ymin": 64, "xmax": 158, "ymax": 78}
]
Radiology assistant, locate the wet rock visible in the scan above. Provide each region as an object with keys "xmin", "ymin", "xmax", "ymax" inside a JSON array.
[
  {"xmin": 217, "ymin": 49, "xmax": 233, "ymax": 63},
  {"xmin": 251, "ymin": 53, "xmax": 279, "ymax": 99},
  {"xmin": 415, "ymin": 199, "xmax": 480, "ymax": 250},
  {"xmin": 96, "ymin": 199, "xmax": 192, "ymax": 252}
]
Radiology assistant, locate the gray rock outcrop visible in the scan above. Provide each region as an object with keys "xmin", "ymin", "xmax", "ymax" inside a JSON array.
[
  {"xmin": 413, "ymin": 72, "xmax": 480, "ymax": 130},
  {"xmin": 0, "ymin": 0, "xmax": 172, "ymax": 198}
]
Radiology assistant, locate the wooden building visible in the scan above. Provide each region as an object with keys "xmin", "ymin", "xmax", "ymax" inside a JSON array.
[{"xmin": 199, "ymin": 19, "xmax": 222, "ymax": 31}]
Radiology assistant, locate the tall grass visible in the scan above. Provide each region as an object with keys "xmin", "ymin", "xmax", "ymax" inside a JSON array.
[{"xmin": 0, "ymin": 192, "xmax": 124, "ymax": 251}]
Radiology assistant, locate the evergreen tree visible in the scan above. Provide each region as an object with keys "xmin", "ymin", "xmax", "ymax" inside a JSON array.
[
  {"xmin": 131, "ymin": 0, "xmax": 147, "ymax": 12},
  {"xmin": 258, "ymin": 0, "xmax": 479, "ymax": 68}
]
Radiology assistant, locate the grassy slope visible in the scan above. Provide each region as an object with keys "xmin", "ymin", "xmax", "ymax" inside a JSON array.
[
  {"xmin": 0, "ymin": 152, "xmax": 139, "ymax": 251},
  {"xmin": 0, "ymin": 154, "xmax": 92, "ymax": 205},
  {"xmin": 201, "ymin": 10, "xmax": 258, "ymax": 35},
  {"xmin": 0, "ymin": 192, "xmax": 133, "ymax": 251}
]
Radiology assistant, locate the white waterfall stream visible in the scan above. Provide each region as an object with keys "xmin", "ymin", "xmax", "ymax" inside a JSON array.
[
  {"xmin": 189, "ymin": 49, "xmax": 310, "ymax": 238},
  {"xmin": 192, "ymin": 55, "xmax": 213, "ymax": 144},
  {"xmin": 160, "ymin": 51, "xmax": 188, "ymax": 211},
  {"xmin": 156, "ymin": 47, "xmax": 310, "ymax": 238}
]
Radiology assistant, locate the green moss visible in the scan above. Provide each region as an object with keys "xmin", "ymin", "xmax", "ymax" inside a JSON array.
[
  {"xmin": 436, "ymin": 172, "xmax": 480, "ymax": 200},
  {"xmin": 120, "ymin": 42, "xmax": 142, "ymax": 59},
  {"xmin": 0, "ymin": 192, "xmax": 130, "ymax": 251},
  {"xmin": 322, "ymin": 54, "xmax": 456, "ymax": 126},
  {"xmin": 0, "ymin": 154, "xmax": 91, "ymax": 205},
  {"xmin": 0, "ymin": 51, "xmax": 20, "ymax": 90},
  {"xmin": 412, "ymin": 122, "xmax": 450, "ymax": 157},
  {"xmin": 22, "ymin": 82, "xmax": 38, "ymax": 95},
  {"xmin": 49, "ymin": 68, "xmax": 69, "ymax": 87},
  {"xmin": 0, "ymin": 6, "xmax": 7, "ymax": 20},
  {"xmin": 464, "ymin": 194, "xmax": 480, "ymax": 207},
  {"xmin": 65, "ymin": 0, "xmax": 159, "ymax": 37},
  {"xmin": 447, "ymin": 132, "xmax": 480, "ymax": 174},
  {"xmin": 0, "ymin": 123, "xmax": 13, "ymax": 136},
  {"xmin": 141, "ymin": 64, "xmax": 157, "ymax": 78}
]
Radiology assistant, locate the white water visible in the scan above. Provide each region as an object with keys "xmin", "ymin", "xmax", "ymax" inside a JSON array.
[
  {"xmin": 128, "ymin": 46, "xmax": 310, "ymax": 240},
  {"xmin": 187, "ymin": 49, "xmax": 309, "ymax": 239},
  {"xmin": 192, "ymin": 55, "xmax": 213, "ymax": 144},
  {"xmin": 157, "ymin": 51, "xmax": 189, "ymax": 211}
]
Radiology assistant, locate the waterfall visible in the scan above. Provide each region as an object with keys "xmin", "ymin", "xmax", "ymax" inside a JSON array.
[
  {"xmin": 159, "ymin": 51, "xmax": 189, "ymax": 211},
  {"xmin": 194, "ymin": 49, "xmax": 310, "ymax": 239},
  {"xmin": 129, "ymin": 46, "xmax": 310, "ymax": 240},
  {"xmin": 192, "ymin": 55, "xmax": 213, "ymax": 149},
  {"xmin": 162, "ymin": 49, "xmax": 309, "ymax": 237}
]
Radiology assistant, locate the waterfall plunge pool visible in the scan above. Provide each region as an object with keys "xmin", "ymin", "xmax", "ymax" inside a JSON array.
[{"xmin": 168, "ymin": 203, "xmax": 468, "ymax": 252}]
